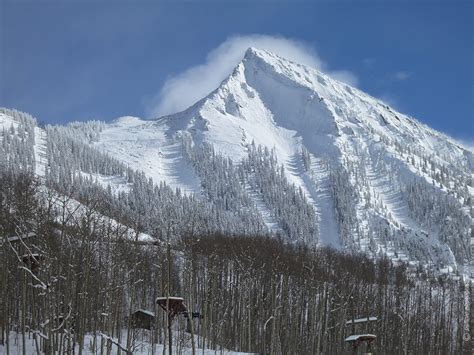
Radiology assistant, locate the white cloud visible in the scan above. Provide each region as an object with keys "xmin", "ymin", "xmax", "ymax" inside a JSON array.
[
  {"xmin": 392, "ymin": 71, "xmax": 411, "ymax": 81},
  {"xmin": 330, "ymin": 70, "xmax": 359, "ymax": 87},
  {"xmin": 145, "ymin": 34, "xmax": 358, "ymax": 117}
]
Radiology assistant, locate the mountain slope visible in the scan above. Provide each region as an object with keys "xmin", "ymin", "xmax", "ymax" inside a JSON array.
[
  {"xmin": 1, "ymin": 48, "xmax": 472, "ymax": 275},
  {"xmin": 94, "ymin": 48, "xmax": 471, "ymax": 272}
]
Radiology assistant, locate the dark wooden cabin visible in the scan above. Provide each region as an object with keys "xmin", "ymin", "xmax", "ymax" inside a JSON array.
[{"xmin": 131, "ymin": 309, "xmax": 155, "ymax": 330}]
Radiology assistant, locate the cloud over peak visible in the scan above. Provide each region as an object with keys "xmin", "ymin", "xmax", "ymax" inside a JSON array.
[{"xmin": 145, "ymin": 34, "xmax": 358, "ymax": 118}]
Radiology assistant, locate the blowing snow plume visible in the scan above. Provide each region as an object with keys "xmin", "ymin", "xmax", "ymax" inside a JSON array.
[{"xmin": 146, "ymin": 34, "xmax": 358, "ymax": 117}]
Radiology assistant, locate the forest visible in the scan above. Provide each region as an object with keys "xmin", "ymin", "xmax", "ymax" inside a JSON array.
[
  {"xmin": 0, "ymin": 169, "xmax": 472, "ymax": 354},
  {"xmin": 0, "ymin": 108, "xmax": 472, "ymax": 353}
]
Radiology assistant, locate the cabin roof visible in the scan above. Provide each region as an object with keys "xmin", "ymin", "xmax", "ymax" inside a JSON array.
[
  {"xmin": 345, "ymin": 316, "xmax": 378, "ymax": 325},
  {"xmin": 345, "ymin": 334, "xmax": 377, "ymax": 343},
  {"xmin": 134, "ymin": 309, "xmax": 155, "ymax": 317},
  {"xmin": 1, "ymin": 232, "xmax": 36, "ymax": 245},
  {"xmin": 156, "ymin": 297, "xmax": 187, "ymax": 315},
  {"xmin": 156, "ymin": 297, "xmax": 184, "ymax": 302}
]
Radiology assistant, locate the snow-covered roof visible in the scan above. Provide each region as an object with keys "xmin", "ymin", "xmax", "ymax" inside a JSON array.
[
  {"xmin": 156, "ymin": 297, "xmax": 187, "ymax": 314},
  {"xmin": 21, "ymin": 253, "xmax": 41, "ymax": 258},
  {"xmin": 156, "ymin": 297, "xmax": 184, "ymax": 302},
  {"xmin": 1, "ymin": 232, "xmax": 36, "ymax": 245},
  {"xmin": 345, "ymin": 316, "xmax": 378, "ymax": 325},
  {"xmin": 345, "ymin": 334, "xmax": 377, "ymax": 342},
  {"xmin": 134, "ymin": 309, "xmax": 155, "ymax": 317}
]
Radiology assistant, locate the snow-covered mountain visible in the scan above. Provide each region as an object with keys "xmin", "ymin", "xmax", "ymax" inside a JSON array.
[{"xmin": 1, "ymin": 48, "xmax": 472, "ymax": 276}]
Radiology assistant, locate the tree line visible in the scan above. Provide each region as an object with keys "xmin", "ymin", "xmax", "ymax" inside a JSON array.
[{"xmin": 0, "ymin": 170, "xmax": 471, "ymax": 354}]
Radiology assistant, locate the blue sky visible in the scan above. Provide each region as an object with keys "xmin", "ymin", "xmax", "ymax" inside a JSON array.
[{"xmin": 1, "ymin": 0, "xmax": 472, "ymax": 143}]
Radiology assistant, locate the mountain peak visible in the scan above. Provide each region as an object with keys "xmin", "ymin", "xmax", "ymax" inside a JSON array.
[
  {"xmin": 243, "ymin": 46, "xmax": 269, "ymax": 59},
  {"xmin": 241, "ymin": 46, "xmax": 299, "ymax": 73},
  {"xmin": 243, "ymin": 46, "xmax": 260, "ymax": 57}
]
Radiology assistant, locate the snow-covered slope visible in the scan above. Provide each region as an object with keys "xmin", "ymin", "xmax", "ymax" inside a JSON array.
[
  {"xmin": 2, "ymin": 48, "xmax": 472, "ymax": 275},
  {"xmin": 90, "ymin": 49, "xmax": 471, "ymax": 267},
  {"xmin": 92, "ymin": 116, "xmax": 201, "ymax": 195}
]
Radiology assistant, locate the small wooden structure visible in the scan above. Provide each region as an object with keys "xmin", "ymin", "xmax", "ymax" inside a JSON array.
[
  {"xmin": 131, "ymin": 309, "xmax": 155, "ymax": 330},
  {"xmin": 156, "ymin": 296, "xmax": 190, "ymax": 355},
  {"xmin": 345, "ymin": 316, "xmax": 378, "ymax": 354},
  {"xmin": 21, "ymin": 253, "xmax": 43, "ymax": 274},
  {"xmin": 156, "ymin": 297, "xmax": 187, "ymax": 319},
  {"xmin": 2, "ymin": 233, "xmax": 42, "ymax": 274}
]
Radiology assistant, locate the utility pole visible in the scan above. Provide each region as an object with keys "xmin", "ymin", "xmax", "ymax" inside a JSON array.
[
  {"xmin": 186, "ymin": 303, "xmax": 196, "ymax": 355},
  {"xmin": 167, "ymin": 242, "xmax": 172, "ymax": 355}
]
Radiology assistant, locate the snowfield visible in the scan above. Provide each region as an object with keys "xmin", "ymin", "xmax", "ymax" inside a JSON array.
[
  {"xmin": 93, "ymin": 116, "xmax": 202, "ymax": 196},
  {"xmin": 1, "ymin": 331, "xmax": 254, "ymax": 355}
]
